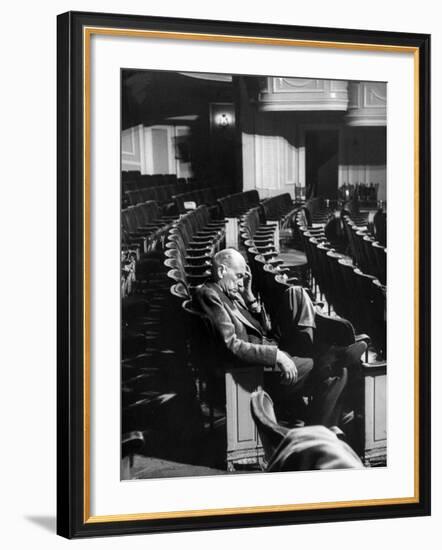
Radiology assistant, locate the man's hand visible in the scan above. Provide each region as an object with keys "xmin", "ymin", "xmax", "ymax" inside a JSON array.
[
  {"xmin": 242, "ymin": 263, "xmax": 253, "ymax": 299},
  {"xmin": 276, "ymin": 350, "xmax": 298, "ymax": 385}
]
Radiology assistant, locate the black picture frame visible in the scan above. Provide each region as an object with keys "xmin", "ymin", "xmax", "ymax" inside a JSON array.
[{"xmin": 57, "ymin": 10, "xmax": 431, "ymax": 539}]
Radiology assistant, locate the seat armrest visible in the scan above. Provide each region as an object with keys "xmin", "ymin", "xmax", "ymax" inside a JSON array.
[
  {"xmin": 191, "ymin": 235, "xmax": 215, "ymax": 243},
  {"xmin": 260, "ymin": 251, "xmax": 279, "ymax": 259},
  {"xmin": 185, "ymin": 254, "xmax": 212, "ymax": 262},
  {"xmin": 186, "ymin": 248, "xmax": 213, "ymax": 257},
  {"xmin": 184, "ymin": 263, "xmax": 211, "ymax": 275},
  {"xmin": 186, "ymin": 271, "xmax": 211, "ymax": 282},
  {"xmin": 188, "ymin": 241, "xmax": 213, "ymax": 248},
  {"xmin": 361, "ymin": 361, "xmax": 386, "ymax": 376},
  {"xmin": 355, "ymin": 333, "xmax": 371, "ymax": 344}
]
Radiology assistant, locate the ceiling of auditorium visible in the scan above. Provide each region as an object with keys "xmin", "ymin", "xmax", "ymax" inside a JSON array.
[{"xmin": 122, "ymin": 70, "xmax": 234, "ymax": 129}]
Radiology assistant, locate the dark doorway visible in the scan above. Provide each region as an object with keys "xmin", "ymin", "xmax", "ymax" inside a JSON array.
[{"xmin": 305, "ymin": 129, "xmax": 339, "ymax": 199}]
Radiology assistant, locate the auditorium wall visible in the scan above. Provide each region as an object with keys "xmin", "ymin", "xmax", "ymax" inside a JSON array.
[
  {"xmin": 241, "ymin": 109, "xmax": 386, "ymax": 200},
  {"xmin": 122, "ymin": 123, "xmax": 193, "ymax": 178}
]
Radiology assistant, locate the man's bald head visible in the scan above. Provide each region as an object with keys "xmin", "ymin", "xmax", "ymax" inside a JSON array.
[
  {"xmin": 212, "ymin": 248, "xmax": 247, "ymax": 297},
  {"xmin": 213, "ymin": 248, "xmax": 245, "ymax": 271}
]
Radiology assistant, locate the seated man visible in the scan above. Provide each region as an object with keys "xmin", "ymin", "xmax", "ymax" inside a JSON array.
[{"xmin": 195, "ymin": 248, "xmax": 365, "ymax": 427}]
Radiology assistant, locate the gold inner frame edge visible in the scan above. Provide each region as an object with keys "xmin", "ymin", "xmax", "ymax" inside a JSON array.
[{"xmin": 82, "ymin": 26, "xmax": 421, "ymax": 524}]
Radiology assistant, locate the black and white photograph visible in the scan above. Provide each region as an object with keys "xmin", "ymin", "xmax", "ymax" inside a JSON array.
[{"xmin": 120, "ymin": 69, "xmax": 387, "ymax": 480}]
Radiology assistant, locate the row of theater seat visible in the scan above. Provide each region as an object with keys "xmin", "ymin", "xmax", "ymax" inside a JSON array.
[
  {"xmin": 121, "ymin": 200, "xmax": 177, "ymax": 255},
  {"xmin": 164, "ymin": 207, "xmax": 229, "ymax": 428},
  {"xmin": 243, "ymin": 233, "xmax": 376, "ymax": 461},
  {"xmin": 218, "ymin": 190, "xmax": 260, "ymax": 218},
  {"xmin": 245, "ymin": 243, "xmax": 365, "ymax": 351},
  {"xmin": 125, "ymin": 181, "xmax": 201, "ymax": 208},
  {"xmin": 303, "ymin": 197, "xmax": 335, "ymax": 225},
  {"xmin": 173, "ymin": 185, "xmax": 230, "ymax": 216},
  {"xmin": 120, "ymin": 200, "xmax": 210, "ymax": 462},
  {"xmin": 296, "ymin": 212, "xmax": 386, "ymax": 358},
  {"xmin": 343, "ymin": 215, "xmax": 386, "ymax": 285},
  {"xmin": 261, "ymin": 193, "xmax": 299, "ymax": 223},
  {"xmin": 240, "ymin": 205, "xmax": 309, "ymax": 284},
  {"xmin": 164, "ymin": 205, "xmax": 226, "ymax": 295}
]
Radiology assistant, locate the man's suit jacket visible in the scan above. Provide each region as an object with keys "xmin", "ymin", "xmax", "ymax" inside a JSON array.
[{"xmin": 194, "ymin": 282, "xmax": 277, "ymax": 367}]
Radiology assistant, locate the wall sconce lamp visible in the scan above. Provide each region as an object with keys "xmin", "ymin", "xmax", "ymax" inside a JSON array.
[{"xmin": 215, "ymin": 112, "xmax": 232, "ymax": 128}]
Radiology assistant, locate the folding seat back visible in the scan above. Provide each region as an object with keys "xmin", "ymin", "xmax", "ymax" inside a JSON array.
[
  {"xmin": 344, "ymin": 220, "xmax": 358, "ymax": 262},
  {"xmin": 264, "ymin": 193, "xmax": 293, "ymax": 221},
  {"xmin": 136, "ymin": 188, "xmax": 147, "ymax": 202},
  {"xmin": 353, "ymin": 228, "xmax": 369, "ymax": 271},
  {"xmin": 371, "ymin": 279, "xmax": 387, "ymax": 357},
  {"xmin": 300, "ymin": 228, "xmax": 314, "ymax": 267},
  {"xmin": 218, "ymin": 195, "xmax": 232, "ymax": 218},
  {"xmin": 283, "ymin": 193, "xmax": 294, "ymax": 211},
  {"xmin": 142, "ymin": 201, "xmax": 157, "ymax": 224},
  {"xmin": 193, "ymin": 188, "xmax": 208, "ymax": 206},
  {"xmin": 132, "ymin": 204, "xmax": 145, "ymax": 228},
  {"xmin": 352, "ymin": 267, "xmax": 379, "ymax": 335},
  {"xmin": 324, "ymin": 215, "xmax": 347, "ymax": 253},
  {"xmin": 204, "ymin": 188, "xmax": 216, "ymax": 205},
  {"xmin": 151, "ymin": 201, "xmax": 162, "ymax": 221},
  {"xmin": 121, "ymin": 209, "xmax": 132, "ymax": 233},
  {"xmin": 249, "ymin": 253, "xmax": 268, "ymax": 297},
  {"xmin": 362, "ymin": 235, "xmax": 378, "ymax": 278},
  {"xmin": 137, "ymin": 188, "xmax": 149, "ymax": 202},
  {"xmin": 336, "ymin": 258, "xmax": 358, "ymax": 325},
  {"xmin": 373, "ymin": 210, "xmax": 386, "ymax": 247},
  {"xmin": 262, "ymin": 196, "xmax": 276, "ymax": 221},
  {"xmin": 242, "ymin": 209, "xmax": 254, "ymax": 237},
  {"xmin": 234, "ymin": 194, "xmax": 243, "ymax": 215},
  {"xmin": 158, "ymin": 186, "xmax": 171, "ymax": 203},
  {"xmin": 316, "ymin": 242, "xmax": 334, "ymax": 303},
  {"xmin": 325, "ymin": 250, "xmax": 347, "ymax": 316},
  {"xmin": 192, "ymin": 190, "xmax": 202, "ymax": 204},
  {"xmin": 145, "ymin": 186, "xmax": 157, "ymax": 202},
  {"xmin": 250, "ymin": 208, "xmax": 262, "ymax": 237},
  {"xmin": 142, "ymin": 187, "xmax": 156, "ymax": 202},
  {"xmin": 186, "ymin": 210, "xmax": 200, "ymax": 235},
  {"xmin": 307, "ymin": 237, "xmax": 322, "ymax": 290},
  {"xmin": 222, "ymin": 192, "xmax": 241, "ymax": 217},
  {"xmin": 244, "ymin": 189, "xmax": 260, "ymax": 208},
  {"xmin": 173, "ymin": 220, "xmax": 191, "ymax": 246},
  {"xmin": 123, "ymin": 180, "xmax": 137, "ymax": 192},
  {"xmin": 261, "ymin": 262, "xmax": 289, "ymax": 325},
  {"xmin": 195, "ymin": 206, "xmax": 210, "ymax": 228},
  {"xmin": 126, "ymin": 190, "xmax": 141, "ymax": 206},
  {"xmin": 173, "ymin": 194, "xmax": 186, "ymax": 214},
  {"xmin": 372, "ymin": 242, "xmax": 386, "ymax": 285},
  {"xmin": 125, "ymin": 206, "xmax": 139, "ymax": 233}
]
